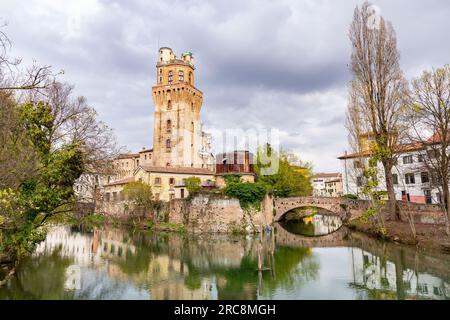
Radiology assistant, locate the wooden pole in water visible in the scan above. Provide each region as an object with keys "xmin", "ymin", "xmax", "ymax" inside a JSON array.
[{"xmin": 257, "ymin": 242, "xmax": 262, "ymax": 271}]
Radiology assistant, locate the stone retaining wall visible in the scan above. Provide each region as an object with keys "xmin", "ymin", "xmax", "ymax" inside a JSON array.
[{"xmin": 169, "ymin": 193, "xmax": 272, "ymax": 233}]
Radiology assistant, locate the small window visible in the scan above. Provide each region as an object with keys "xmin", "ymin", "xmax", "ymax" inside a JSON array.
[
  {"xmin": 403, "ymin": 155, "xmax": 413, "ymax": 164},
  {"xmin": 154, "ymin": 177, "xmax": 161, "ymax": 185},
  {"xmin": 392, "ymin": 174, "xmax": 398, "ymax": 185},
  {"xmin": 159, "ymin": 68, "xmax": 162, "ymax": 74},
  {"xmin": 180, "ymin": 188, "xmax": 185, "ymax": 199},
  {"xmin": 112, "ymin": 192, "xmax": 117, "ymax": 201},
  {"xmin": 159, "ymin": 76, "xmax": 163, "ymax": 83},
  {"xmin": 424, "ymin": 190, "xmax": 432, "ymax": 204},
  {"xmin": 356, "ymin": 176, "xmax": 363, "ymax": 187},
  {"xmin": 167, "ymin": 100, "xmax": 172, "ymax": 110},
  {"xmin": 421, "ymin": 172, "xmax": 430, "ymax": 183},
  {"xmin": 166, "ymin": 119, "xmax": 172, "ymax": 133},
  {"xmin": 354, "ymin": 160, "xmax": 363, "ymax": 169},
  {"xmin": 169, "ymin": 178, "xmax": 175, "ymax": 185},
  {"xmin": 405, "ymin": 173, "xmax": 415, "ymax": 185},
  {"xmin": 166, "ymin": 162, "xmax": 171, "ymax": 167},
  {"xmin": 166, "ymin": 139, "xmax": 171, "ymax": 149},
  {"xmin": 191, "ymin": 103, "xmax": 194, "ymax": 112},
  {"xmin": 178, "ymin": 70, "xmax": 184, "ymax": 81},
  {"xmin": 418, "ymin": 154, "xmax": 424, "ymax": 162}
]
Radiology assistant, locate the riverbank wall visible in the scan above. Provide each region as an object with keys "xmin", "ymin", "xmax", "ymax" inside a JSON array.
[{"xmin": 168, "ymin": 193, "xmax": 273, "ymax": 233}]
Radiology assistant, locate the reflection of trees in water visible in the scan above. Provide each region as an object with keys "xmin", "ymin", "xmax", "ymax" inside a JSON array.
[
  {"xmin": 3, "ymin": 225, "xmax": 449, "ymax": 300},
  {"xmin": 259, "ymin": 246, "xmax": 319, "ymax": 299},
  {"xmin": 178, "ymin": 235, "xmax": 320, "ymax": 300},
  {"xmin": 349, "ymin": 234, "xmax": 450, "ymax": 300},
  {"xmin": 0, "ymin": 249, "xmax": 74, "ymax": 299}
]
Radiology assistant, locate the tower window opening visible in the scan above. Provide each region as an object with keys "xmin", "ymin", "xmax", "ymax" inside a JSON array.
[
  {"xmin": 166, "ymin": 139, "xmax": 171, "ymax": 149},
  {"xmin": 159, "ymin": 68, "xmax": 162, "ymax": 74},
  {"xmin": 178, "ymin": 70, "xmax": 184, "ymax": 81},
  {"xmin": 191, "ymin": 103, "xmax": 194, "ymax": 112},
  {"xmin": 159, "ymin": 77, "xmax": 162, "ymax": 83},
  {"xmin": 168, "ymin": 70, "xmax": 173, "ymax": 83},
  {"xmin": 166, "ymin": 119, "xmax": 172, "ymax": 133},
  {"xmin": 167, "ymin": 100, "xmax": 172, "ymax": 110}
]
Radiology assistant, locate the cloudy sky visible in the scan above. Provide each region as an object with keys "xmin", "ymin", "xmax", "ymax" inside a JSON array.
[{"xmin": 1, "ymin": 0, "xmax": 449, "ymax": 172}]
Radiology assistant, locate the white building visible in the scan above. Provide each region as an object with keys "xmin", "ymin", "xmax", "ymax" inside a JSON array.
[
  {"xmin": 338, "ymin": 140, "xmax": 442, "ymax": 204},
  {"xmin": 312, "ymin": 173, "xmax": 343, "ymax": 197}
]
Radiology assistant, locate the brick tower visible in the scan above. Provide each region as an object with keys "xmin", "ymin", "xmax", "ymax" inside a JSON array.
[{"xmin": 151, "ymin": 47, "xmax": 206, "ymax": 168}]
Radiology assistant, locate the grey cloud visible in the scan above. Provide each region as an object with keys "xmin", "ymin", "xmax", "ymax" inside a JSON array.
[{"xmin": 1, "ymin": 0, "xmax": 449, "ymax": 172}]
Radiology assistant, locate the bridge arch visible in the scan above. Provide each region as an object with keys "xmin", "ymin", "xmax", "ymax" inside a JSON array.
[{"xmin": 273, "ymin": 196, "xmax": 367, "ymax": 222}]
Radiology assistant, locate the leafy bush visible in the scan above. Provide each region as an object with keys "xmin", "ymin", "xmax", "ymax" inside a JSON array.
[
  {"xmin": 223, "ymin": 174, "xmax": 241, "ymax": 184},
  {"xmin": 341, "ymin": 194, "xmax": 358, "ymax": 200},
  {"xmin": 224, "ymin": 181, "xmax": 266, "ymax": 210}
]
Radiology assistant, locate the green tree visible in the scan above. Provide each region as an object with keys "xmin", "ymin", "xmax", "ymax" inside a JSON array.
[
  {"xmin": 255, "ymin": 145, "xmax": 312, "ymax": 197},
  {"xmin": 185, "ymin": 177, "xmax": 201, "ymax": 197},
  {"xmin": 1, "ymin": 101, "xmax": 85, "ymax": 257},
  {"xmin": 123, "ymin": 181, "xmax": 154, "ymax": 220}
]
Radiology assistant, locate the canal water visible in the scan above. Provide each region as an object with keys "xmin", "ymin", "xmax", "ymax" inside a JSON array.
[{"xmin": 0, "ymin": 219, "xmax": 449, "ymax": 300}]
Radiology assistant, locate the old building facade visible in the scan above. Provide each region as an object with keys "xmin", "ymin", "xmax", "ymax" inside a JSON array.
[
  {"xmin": 338, "ymin": 133, "xmax": 445, "ymax": 204},
  {"xmin": 312, "ymin": 173, "xmax": 343, "ymax": 197}
]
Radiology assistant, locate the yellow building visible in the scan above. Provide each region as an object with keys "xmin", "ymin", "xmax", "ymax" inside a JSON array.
[{"xmin": 134, "ymin": 166, "xmax": 214, "ymax": 201}]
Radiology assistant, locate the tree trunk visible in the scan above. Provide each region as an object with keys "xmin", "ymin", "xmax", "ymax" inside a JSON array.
[
  {"xmin": 382, "ymin": 159, "xmax": 399, "ymax": 220},
  {"xmin": 442, "ymin": 179, "xmax": 450, "ymax": 235}
]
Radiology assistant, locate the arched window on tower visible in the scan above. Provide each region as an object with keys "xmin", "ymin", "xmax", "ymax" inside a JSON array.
[
  {"xmin": 167, "ymin": 100, "xmax": 172, "ymax": 110},
  {"xmin": 166, "ymin": 139, "xmax": 171, "ymax": 149},
  {"xmin": 166, "ymin": 119, "xmax": 172, "ymax": 133},
  {"xmin": 178, "ymin": 70, "xmax": 184, "ymax": 82}
]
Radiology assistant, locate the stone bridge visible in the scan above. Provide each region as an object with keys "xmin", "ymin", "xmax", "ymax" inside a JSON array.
[{"xmin": 273, "ymin": 196, "xmax": 370, "ymax": 222}]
